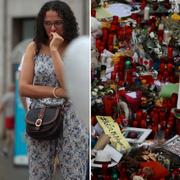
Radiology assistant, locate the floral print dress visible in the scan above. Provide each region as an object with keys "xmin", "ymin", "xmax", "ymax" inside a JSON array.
[{"xmin": 27, "ymin": 54, "xmax": 89, "ymax": 180}]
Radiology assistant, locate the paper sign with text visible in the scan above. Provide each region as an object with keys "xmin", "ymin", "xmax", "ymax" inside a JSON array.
[{"xmin": 96, "ymin": 116, "xmax": 131, "ymax": 152}]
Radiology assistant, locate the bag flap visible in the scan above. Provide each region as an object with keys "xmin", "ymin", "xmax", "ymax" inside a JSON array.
[{"xmin": 26, "ymin": 107, "xmax": 60, "ymax": 125}]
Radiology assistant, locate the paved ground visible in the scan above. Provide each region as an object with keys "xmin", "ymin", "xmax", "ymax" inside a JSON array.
[
  {"xmin": 0, "ymin": 152, "xmax": 62, "ymax": 180},
  {"xmin": 0, "ymin": 154, "xmax": 28, "ymax": 180}
]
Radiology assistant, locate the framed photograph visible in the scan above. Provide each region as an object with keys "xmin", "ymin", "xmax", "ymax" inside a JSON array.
[
  {"xmin": 123, "ymin": 127, "xmax": 152, "ymax": 144},
  {"xmin": 163, "ymin": 135, "xmax": 180, "ymax": 157}
]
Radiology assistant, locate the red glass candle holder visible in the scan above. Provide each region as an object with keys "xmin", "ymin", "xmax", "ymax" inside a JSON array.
[
  {"xmin": 102, "ymin": 28, "xmax": 109, "ymax": 43},
  {"xmin": 91, "ymin": 9, "xmax": 96, "ymax": 17},
  {"xmin": 113, "ymin": 16, "xmax": 119, "ymax": 24},
  {"xmin": 132, "ymin": 120, "xmax": 138, "ymax": 127},
  {"xmin": 159, "ymin": 63, "xmax": 165, "ymax": 73},
  {"xmin": 167, "ymin": 63, "xmax": 173, "ymax": 73},
  {"xmin": 99, "ymin": 43, "xmax": 105, "ymax": 53},
  {"xmin": 131, "ymin": 13, "xmax": 138, "ymax": 22},
  {"xmin": 149, "ymin": 20, "xmax": 156, "ymax": 32},
  {"xmin": 171, "ymin": 93, "xmax": 177, "ymax": 107},
  {"xmin": 114, "ymin": 63, "xmax": 119, "ymax": 72},
  {"xmin": 118, "ymin": 72, "xmax": 124, "ymax": 81},
  {"xmin": 153, "ymin": 113, "xmax": 159, "ymax": 125},
  {"xmin": 110, "ymin": 22, "xmax": 117, "ymax": 32},
  {"xmin": 140, "ymin": 119, "xmax": 146, "ymax": 128},
  {"xmin": 176, "ymin": 118, "xmax": 180, "ymax": 135},
  {"xmin": 108, "ymin": 44, "xmax": 113, "ymax": 52},
  {"xmin": 116, "ymin": 114, "xmax": 125, "ymax": 125},
  {"xmin": 167, "ymin": 46, "xmax": 173, "ymax": 61},
  {"xmin": 141, "ymin": 0, "xmax": 147, "ymax": 10},
  {"xmin": 119, "ymin": 56, "xmax": 125, "ymax": 70},
  {"xmin": 103, "ymin": 96, "xmax": 115, "ymax": 116},
  {"xmin": 118, "ymin": 27, "xmax": 125, "ymax": 41},
  {"xmin": 95, "ymin": 39, "xmax": 101, "ymax": 49},
  {"xmin": 136, "ymin": 110, "xmax": 143, "ymax": 122},
  {"xmin": 158, "ymin": 29, "xmax": 164, "ymax": 43},
  {"xmin": 111, "ymin": 71, "xmax": 116, "ymax": 81},
  {"xmin": 108, "ymin": 34, "xmax": 114, "ymax": 45},
  {"xmin": 125, "ymin": 26, "xmax": 132, "ymax": 41},
  {"xmin": 159, "ymin": 110, "xmax": 166, "ymax": 123}
]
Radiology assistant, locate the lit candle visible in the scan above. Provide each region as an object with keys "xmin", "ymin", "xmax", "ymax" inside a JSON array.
[{"xmin": 144, "ymin": 6, "xmax": 150, "ymax": 20}]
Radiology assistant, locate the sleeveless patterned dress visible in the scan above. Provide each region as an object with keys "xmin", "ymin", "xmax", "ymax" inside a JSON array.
[{"xmin": 27, "ymin": 54, "xmax": 89, "ymax": 180}]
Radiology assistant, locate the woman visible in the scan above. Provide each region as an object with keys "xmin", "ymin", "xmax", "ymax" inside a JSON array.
[{"xmin": 19, "ymin": 1, "xmax": 88, "ymax": 179}]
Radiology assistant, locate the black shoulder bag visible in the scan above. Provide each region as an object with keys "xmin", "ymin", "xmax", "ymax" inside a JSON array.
[{"xmin": 26, "ymin": 106, "xmax": 62, "ymax": 140}]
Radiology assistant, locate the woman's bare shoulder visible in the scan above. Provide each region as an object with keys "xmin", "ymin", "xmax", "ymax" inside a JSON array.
[{"xmin": 25, "ymin": 41, "xmax": 36, "ymax": 56}]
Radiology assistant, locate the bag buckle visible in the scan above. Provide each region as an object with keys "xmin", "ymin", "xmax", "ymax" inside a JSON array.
[{"xmin": 35, "ymin": 119, "xmax": 42, "ymax": 127}]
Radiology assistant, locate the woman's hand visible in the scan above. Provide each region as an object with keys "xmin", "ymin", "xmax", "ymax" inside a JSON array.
[{"xmin": 49, "ymin": 32, "xmax": 64, "ymax": 52}]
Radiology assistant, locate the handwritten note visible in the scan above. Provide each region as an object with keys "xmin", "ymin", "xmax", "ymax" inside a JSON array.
[{"xmin": 96, "ymin": 116, "xmax": 131, "ymax": 152}]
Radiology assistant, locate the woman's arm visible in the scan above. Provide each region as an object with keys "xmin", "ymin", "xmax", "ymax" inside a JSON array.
[
  {"xmin": 19, "ymin": 41, "xmax": 67, "ymax": 98},
  {"xmin": 49, "ymin": 32, "xmax": 66, "ymax": 89}
]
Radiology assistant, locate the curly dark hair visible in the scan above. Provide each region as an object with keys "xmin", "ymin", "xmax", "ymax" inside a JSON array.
[{"xmin": 34, "ymin": 0, "xmax": 79, "ymax": 54}]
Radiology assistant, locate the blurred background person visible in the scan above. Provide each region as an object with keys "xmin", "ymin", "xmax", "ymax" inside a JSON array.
[
  {"xmin": 18, "ymin": 54, "xmax": 31, "ymax": 111},
  {"xmin": 0, "ymin": 83, "xmax": 15, "ymax": 158}
]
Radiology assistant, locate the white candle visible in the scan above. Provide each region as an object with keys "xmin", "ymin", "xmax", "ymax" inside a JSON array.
[
  {"xmin": 144, "ymin": 6, "xmax": 150, "ymax": 20},
  {"xmin": 164, "ymin": 30, "xmax": 170, "ymax": 44},
  {"xmin": 158, "ymin": 23, "xmax": 164, "ymax": 30}
]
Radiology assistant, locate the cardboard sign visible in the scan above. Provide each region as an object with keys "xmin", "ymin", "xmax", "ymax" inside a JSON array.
[{"xmin": 96, "ymin": 116, "xmax": 131, "ymax": 152}]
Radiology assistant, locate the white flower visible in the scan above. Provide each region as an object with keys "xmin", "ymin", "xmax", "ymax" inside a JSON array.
[
  {"xmin": 95, "ymin": 98, "xmax": 103, "ymax": 104},
  {"xmin": 98, "ymin": 85, "xmax": 104, "ymax": 90},
  {"xmin": 92, "ymin": 91, "xmax": 97, "ymax": 96},
  {"xmin": 149, "ymin": 32, "xmax": 155, "ymax": 38}
]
